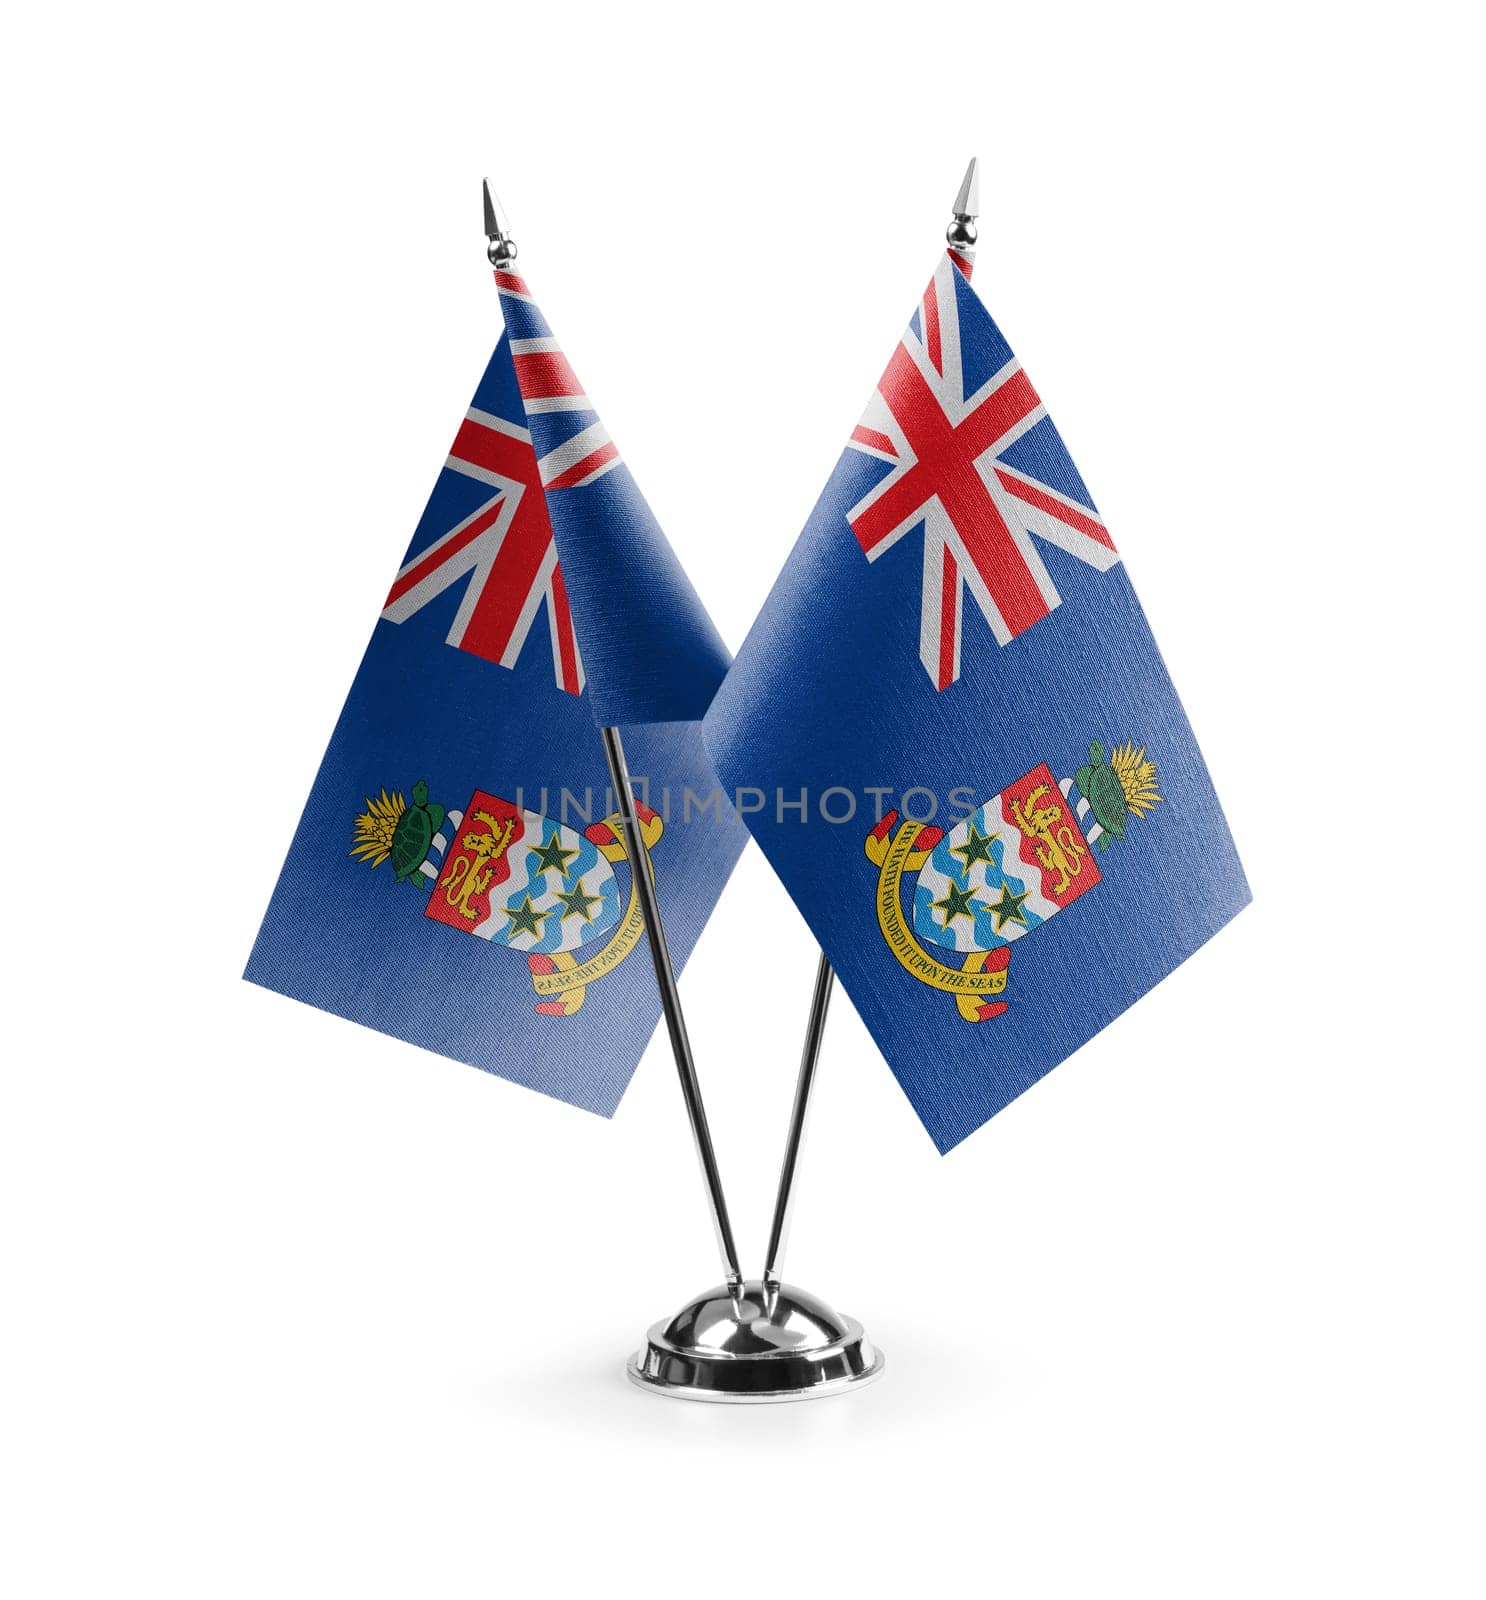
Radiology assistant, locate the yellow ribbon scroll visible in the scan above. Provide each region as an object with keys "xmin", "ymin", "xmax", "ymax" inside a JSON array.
[{"xmin": 867, "ymin": 818, "xmax": 1010, "ymax": 1000}]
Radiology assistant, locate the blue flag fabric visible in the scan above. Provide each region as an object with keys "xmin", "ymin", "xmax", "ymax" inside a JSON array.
[
  {"xmin": 704, "ymin": 249, "xmax": 1249, "ymax": 1152},
  {"xmin": 246, "ymin": 314, "xmax": 745, "ymax": 1115},
  {"xmin": 495, "ymin": 268, "xmax": 732, "ymax": 724}
]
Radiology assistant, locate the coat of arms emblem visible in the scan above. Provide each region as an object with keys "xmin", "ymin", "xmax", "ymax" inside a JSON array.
[
  {"xmin": 351, "ymin": 779, "xmax": 660, "ymax": 1017},
  {"xmin": 867, "ymin": 740, "xmax": 1162, "ymax": 1022}
]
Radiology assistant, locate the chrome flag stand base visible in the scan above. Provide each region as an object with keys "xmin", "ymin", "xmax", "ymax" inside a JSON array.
[
  {"xmin": 628, "ymin": 957, "xmax": 885, "ymax": 1404},
  {"xmin": 627, "ymin": 1279, "xmax": 884, "ymax": 1403},
  {"xmin": 601, "ymin": 728, "xmax": 883, "ymax": 1402},
  {"xmin": 621, "ymin": 169, "xmax": 985, "ymax": 1405}
]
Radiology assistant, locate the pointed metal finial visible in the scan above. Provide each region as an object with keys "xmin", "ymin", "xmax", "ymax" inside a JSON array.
[
  {"xmin": 947, "ymin": 157, "xmax": 979, "ymax": 250},
  {"xmin": 483, "ymin": 178, "xmax": 517, "ymax": 269}
]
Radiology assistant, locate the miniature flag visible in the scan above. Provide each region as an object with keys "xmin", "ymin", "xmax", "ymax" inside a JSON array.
[
  {"xmin": 704, "ymin": 248, "xmax": 1249, "ymax": 1151},
  {"xmin": 246, "ymin": 275, "xmax": 745, "ymax": 1115}
]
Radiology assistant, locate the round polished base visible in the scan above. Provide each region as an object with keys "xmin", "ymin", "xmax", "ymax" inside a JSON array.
[{"xmin": 626, "ymin": 1279, "xmax": 884, "ymax": 1403}]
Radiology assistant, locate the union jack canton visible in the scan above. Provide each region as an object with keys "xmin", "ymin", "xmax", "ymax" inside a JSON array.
[
  {"xmin": 847, "ymin": 250, "xmax": 1120, "ymax": 691},
  {"xmin": 492, "ymin": 266, "xmax": 734, "ymax": 727},
  {"xmin": 378, "ymin": 269, "xmax": 627, "ymax": 698},
  {"xmin": 380, "ymin": 342, "xmax": 587, "ymax": 696}
]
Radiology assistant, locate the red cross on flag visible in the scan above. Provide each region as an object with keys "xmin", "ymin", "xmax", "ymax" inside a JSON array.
[
  {"xmin": 380, "ymin": 403, "xmax": 585, "ymax": 695},
  {"xmin": 847, "ymin": 252, "xmax": 1120, "ymax": 691}
]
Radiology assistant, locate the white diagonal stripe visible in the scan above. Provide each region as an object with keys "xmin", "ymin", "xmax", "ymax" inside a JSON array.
[
  {"xmin": 538, "ymin": 420, "xmax": 613, "ymax": 486},
  {"xmin": 465, "ymin": 406, "xmax": 530, "ymax": 442}
]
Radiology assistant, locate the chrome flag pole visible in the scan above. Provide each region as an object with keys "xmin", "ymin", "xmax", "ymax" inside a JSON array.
[
  {"xmin": 482, "ymin": 185, "xmax": 745, "ymax": 1299},
  {"xmin": 761, "ymin": 954, "xmax": 834, "ymax": 1294},
  {"xmin": 600, "ymin": 728, "xmax": 744, "ymax": 1298},
  {"xmin": 757, "ymin": 158, "xmax": 980, "ymax": 1294},
  {"xmin": 623, "ymin": 171, "xmax": 993, "ymax": 1403}
]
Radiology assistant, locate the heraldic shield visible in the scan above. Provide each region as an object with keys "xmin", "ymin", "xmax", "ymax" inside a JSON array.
[
  {"xmin": 865, "ymin": 741, "xmax": 1161, "ymax": 1023},
  {"xmin": 351, "ymin": 781, "xmax": 663, "ymax": 1017}
]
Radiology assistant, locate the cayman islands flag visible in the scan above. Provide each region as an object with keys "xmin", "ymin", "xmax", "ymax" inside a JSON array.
[
  {"xmin": 246, "ymin": 266, "xmax": 746, "ymax": 1115},
  {"xmin": 704, "ymin": 246, "xmax": 1249, "ymax": 1152}
]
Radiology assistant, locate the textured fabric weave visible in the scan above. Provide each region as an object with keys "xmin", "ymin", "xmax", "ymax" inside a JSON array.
[
  {"xmin": 247, "ymin": 332, "xmax": 745, "ymax": 1113},
  {"xmin": 705, "ymin": 251, "xmax": 1249, "ymax": 1151}
]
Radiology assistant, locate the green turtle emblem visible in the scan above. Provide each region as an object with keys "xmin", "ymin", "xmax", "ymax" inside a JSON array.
[
  {"xmin": 350, "ymin": 780, "xmax": 446, "ymax": 883},
  {"xmin": 1073, "ymin": 740, "xmax": 1162, "ymax": 849}
]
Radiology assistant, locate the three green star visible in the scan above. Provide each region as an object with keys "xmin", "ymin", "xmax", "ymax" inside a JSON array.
[
  {"xmin": 554, "ymin": 876, "xmax": 601, "ymax": 924},
  {"xmin": 986, "ymin": 883, "xmax": 1031, "ymax": 932},
  {"xmin": 933, "ymin": 880, "xmax": 981, "ymax": 928},
  {"xmin": 528, "ymin": 831, "xmax": 579, "ymax": 879},
  {"xmin": 502, "ymin": 894, "xmax": 549, "ymax": 939},
  {"xmin": 952, "ymin": 823, "xmax": 999, "ymax": 873}
]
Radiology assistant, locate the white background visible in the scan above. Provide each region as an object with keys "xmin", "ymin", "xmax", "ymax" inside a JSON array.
[{"xmin": 3, "ymin": 3, "xmax": 1483, "ymax": 1594}]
